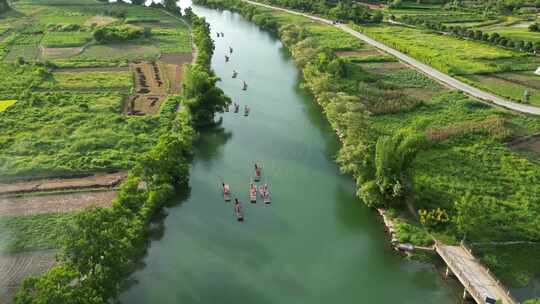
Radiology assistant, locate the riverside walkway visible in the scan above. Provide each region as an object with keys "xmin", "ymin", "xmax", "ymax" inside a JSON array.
[
  {"xmin": 244, "ymin": 0, "xmax": 540, "ymax": 116},
  {"xmin": 435, "ymin": 243, "xmax": 517, "ymax": 304}
]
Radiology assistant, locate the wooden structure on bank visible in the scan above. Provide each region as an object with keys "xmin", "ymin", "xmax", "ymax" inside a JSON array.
[{"xmin": 435, "ymin": 242, "xmax": 518, "ymax": 304}]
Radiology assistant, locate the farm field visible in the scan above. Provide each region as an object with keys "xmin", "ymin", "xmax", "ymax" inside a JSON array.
[
  {"xmin": 352, "ymin": 23, "xmax": 540, "ymax": 106},
  {"xmin": 0, "ymin": 0, "xmax": 194, "ymax": 300},
  {"xmin": 41, "ymin": 31, "xmax": 92, "ymax": 48},
  {"xmin": 40, "ymin": 70, "xmax": 133, "ymax": 91}
]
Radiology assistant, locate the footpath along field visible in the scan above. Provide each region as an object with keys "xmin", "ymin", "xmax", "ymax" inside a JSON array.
[
  {"xmin": 196, "ymin": 0, "xmax": 540, "ymax": 301},
  {"xmin": 0, "ymin": 0, "xmax": 196, "ymax": 301}
]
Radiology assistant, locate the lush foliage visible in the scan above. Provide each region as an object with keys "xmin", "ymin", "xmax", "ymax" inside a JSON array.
[{"xmin": 93, "ymin": 24, "xmax": 149, "ymax": 43}]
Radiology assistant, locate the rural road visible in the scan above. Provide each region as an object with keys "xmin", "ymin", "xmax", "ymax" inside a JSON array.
[{"xmin": 244, "ymin": 0, "xmax": 540, "ymax": 116}]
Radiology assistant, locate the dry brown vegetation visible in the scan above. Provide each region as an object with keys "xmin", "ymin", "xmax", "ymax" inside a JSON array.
[
  {"xmin": 0, "ymin": 172, "xmax": 127, "ymax": 196},
  {"xmin": 0, "ymin": 191, "xmax": 116, "ymax": 217},
  {"xmin": 426, "ymin": 116, "xmax": 508, "ymax": 141}
]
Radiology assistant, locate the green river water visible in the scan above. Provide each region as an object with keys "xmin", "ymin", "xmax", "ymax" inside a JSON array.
[{"xmin": 119, "ymin": 3, "xmax": 460, "ymax": 303}]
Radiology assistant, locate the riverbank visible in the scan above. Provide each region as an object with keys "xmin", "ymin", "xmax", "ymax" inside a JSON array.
[{"xmin": 194, "ymin": 0, "xmax": 540, "ymax": 301}]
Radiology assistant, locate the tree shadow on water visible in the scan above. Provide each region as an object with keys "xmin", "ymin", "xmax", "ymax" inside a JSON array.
[{"xmin": 193, "ymin": 118, "xmax": 233, "ymax": 167}]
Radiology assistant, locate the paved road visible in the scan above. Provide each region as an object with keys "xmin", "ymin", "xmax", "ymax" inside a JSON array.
[
  {"xmin": 244, "ymin": 0, "xmax": 540, "ymax": 115},
  {"xmin": 436, "ymin": 244, "xmax": 517, "ymax": 304}
]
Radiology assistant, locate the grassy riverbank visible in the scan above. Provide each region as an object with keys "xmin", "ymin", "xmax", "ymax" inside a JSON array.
[{"xmin": 195, "ymin": 0, "xmax": 540, "ymax": 298}]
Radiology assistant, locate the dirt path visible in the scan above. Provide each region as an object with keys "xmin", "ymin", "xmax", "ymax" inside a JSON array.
[
  {"xmin": 0, "ymin": 191, "xmax": 116, "ymax": 216},
  {"xmin": 0, "ymin": 172, "xmax": 127, "ymax": 196},
  {"xmin": 243, "ymin": 0, "xmax": 540, "ymax": 116},
  {"xmin": 0, "ymin": 250, "xmax": 56, "ymax": 304}
]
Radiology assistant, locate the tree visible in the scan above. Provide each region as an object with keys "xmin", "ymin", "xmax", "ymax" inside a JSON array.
[
  {"xmin": 0, "ymin": 0, "xmax": 9, "ymax": 13},
  {"xmin": 529, "ymin": 22, "xmax": 540, "ymax": 32},
  {"xmin": 131, "ymin": 0, "xmax": 145, "ymax": 5}
]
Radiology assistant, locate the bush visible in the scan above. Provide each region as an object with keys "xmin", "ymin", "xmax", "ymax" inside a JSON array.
[{"xmin": 93, "ymin": 25, "xmax": 145, "ymax": 43}]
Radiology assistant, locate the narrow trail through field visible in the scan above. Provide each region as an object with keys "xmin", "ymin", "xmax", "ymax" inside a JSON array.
[{"xmin": 244, "ymin": 0, "xmax": 540, "ymax": 116}]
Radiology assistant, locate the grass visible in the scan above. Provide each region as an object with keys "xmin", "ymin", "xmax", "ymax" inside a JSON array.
[
  {"xmin": 0, "ymin": 63, "xmax": 50, "ymax": 99},
  {"xmin": 474, "ymin": 244, "xmax": 540, "ymax": 288},
  {"xmin": 0, "ymin": 99, "xmax": 16, "ymax": 112},
  {"xmin": 40, "ymin": 71, "xmax": 133, "ymax": 91},
  {"xmin": 3, "ymin": 44, "xmax": 40, "ymax": 61},
  {"xmin": 0, "ymin": 213, "xmax": 74, "ymax": 252},
  {"xmin": 152, "ymin": 27, "xmax": 192, "ymax": 53},
  {"xmin": 41, "ymin": 31, "xmax": 93, "ymax": 48},
  {"xmin": 459, "ymin": 73, "xmax": 540, "ymax": 106}
]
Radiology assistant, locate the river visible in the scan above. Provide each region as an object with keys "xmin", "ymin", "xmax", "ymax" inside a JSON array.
[{"xmin": 119, "ymin": 2, "xmax": 460, "ymax": 303}]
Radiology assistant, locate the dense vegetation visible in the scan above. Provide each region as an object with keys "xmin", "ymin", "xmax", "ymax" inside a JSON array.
[
  {"xmin": 256, "ymin": 0, "xmax": 383, "ymax": 23},
  {"xmin": 196, "ymin": 0, "xmax": 540, "ymax": 297},
  {"xmin": 14, "ymin": 11, "xmax": 230, "ymax": 304},
  {"xmin": 0, "ymin": 0, "xmax": 8, "ymax": 13},
  {"xmin": 93, "ymin": 25, "xmax": 150, "ymax": 43}
]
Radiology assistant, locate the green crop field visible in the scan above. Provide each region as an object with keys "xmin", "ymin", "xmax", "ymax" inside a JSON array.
[
  {"xmin": 0, "ymin": 92, "xmax": 161, "ymax": 177},
  {"xmin": 41, "ymin": 31, "xmax": 92, "ymax": 48},
  {"xmin": 460, "ymin": 73, "xmax": 540, "ymax": 106},
  {"xmin": 152, "ymin": 27, "xmax": 192, "ymax": 53},
  {"xmin": 40, "ymin": 71, "xmax": 133, "ymax": 91}
]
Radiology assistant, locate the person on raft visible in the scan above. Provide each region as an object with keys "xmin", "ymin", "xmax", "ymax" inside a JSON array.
[
  {"xmin": 244, "ymin": 105, "xmax": 250, "ymax": 116},
  {"xmin": 229, "ymin": 47, "xmax": 233, "ymax": 53},
  {"xmin": 222, "ymin": 183, "xmax": 230, "ymax": 194},
  {"xmin": 225, "ymin": 55, "xmax": 229, "ymax": 62},
  {"xmin": 263, "ymin": 184, "xmax": 268, "ymax": 195},
  {"xmin": 234, "ymin": 198, "xmax": 243, "ymax": 221},
  {"xmin": 254, "ymin": 164, "xmax": 261, "ymax": 175}
]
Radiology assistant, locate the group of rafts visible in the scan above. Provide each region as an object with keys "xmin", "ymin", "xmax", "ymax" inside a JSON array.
[
  {"xmin": 222, "ymin": 164, "xmax": 271, "ymax": 222},
  {"xmin": 216, "ymin": 32, "xmax": 250, "ymax": 116}
]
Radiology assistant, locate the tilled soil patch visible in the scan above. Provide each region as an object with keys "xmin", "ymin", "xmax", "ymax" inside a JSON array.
[
  {"xmin": 359, "ymin": 62, "xmax": 407, "ymax": 74},
  {"xmin": 125, "ymin": 61, "xmax": 167, "ymax": 115},
  {"xmin": 336, "ymin": 49, "xmax": 382, "ymax": 57},
  {"xmin": 160, "ymin": 52, "xmax": 193, "ymax": 65},
  {"xmin": 0, "ymin": 191, "xmax": 116, "ymax": 216},
  {"xmin": 0, "ymin": 250, "xmax": 56, "ymax": 304},
  {"xmin": 40, "ymin": 46, "xmax": 84, "ymax": 60},
  {"xmin": 508, "ymin": 134, "xmax": 540, "ymax": 154},
  {"xmin": 0, "ymin": 172, "xmax": 127, "ymax": 196}
]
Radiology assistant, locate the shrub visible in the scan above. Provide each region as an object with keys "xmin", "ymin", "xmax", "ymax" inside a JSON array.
[{"xmin": 93, "ymin": 25, "xmax": 145, "ymax": 43}]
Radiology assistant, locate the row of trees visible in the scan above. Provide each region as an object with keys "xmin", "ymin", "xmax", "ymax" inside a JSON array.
[
  {"xmin": 398, "ymin": 15, "xmax": 540, "ymax": 53},
  {"xmin": 14, "ymin": 9, "xmax": 230, "ymax": 304},
  {"xmin": 260, "ymin": 0, "xmax": 383, "ymax": 23}
]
